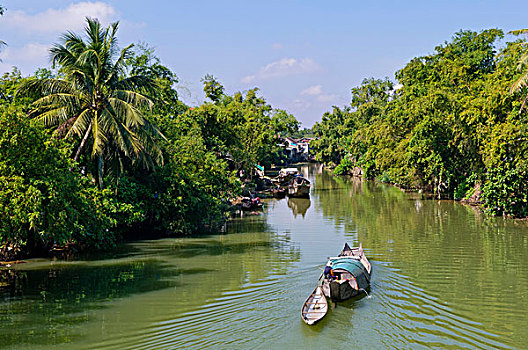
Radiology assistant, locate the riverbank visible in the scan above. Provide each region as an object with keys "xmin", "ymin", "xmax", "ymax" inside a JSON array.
[
  {"xmin": 309, "ymin": 29, "xmax": 528, "ymax": 219},
  {"xmin": 326, "ymin": 163, "xmax": 528, "ymax": 220},
  {"xmin": 2, "ymin": 164, "xmax": 528, "ymax": 349}
]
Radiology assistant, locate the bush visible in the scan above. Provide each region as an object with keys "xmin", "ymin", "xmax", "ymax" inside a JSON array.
[
  {"xmin": 453, "ymin": 173, "xmax": 478, "ymax": 200},
  {"xmin": 481, "ymin": 165, "xmax": 528, "ymax": 217},
  {"xmin": 0, "ymin": 108, "xmax": 116, "ymax": 258},
  {"xmin": 334, "ymin": 157, "xmax": 354, "ymax": 175}
]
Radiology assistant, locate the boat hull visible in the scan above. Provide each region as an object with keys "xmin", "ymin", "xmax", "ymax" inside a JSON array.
[
  {"xmin": 287, "ymin": 185, "xmax": 310, "ymax": 198},
  {"xmin": 301, "ymin": 286, "xmax": 328, "ymax": 325},
  {"xmin": 326, "ymin": 280, "xmax": 363, "ymax": 301}
]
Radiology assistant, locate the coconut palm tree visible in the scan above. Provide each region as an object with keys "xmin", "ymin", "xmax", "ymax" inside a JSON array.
[
  {"xmin": 20, "ymin": 17, "xmax": 164, "ymax": 185},
  {"xmin": 0, "ymin": 5, "xmax": 6, "ymax": 56},
  {"xmin": 509, "ymin": 29, "xmax": 528, "ymax": 112}
]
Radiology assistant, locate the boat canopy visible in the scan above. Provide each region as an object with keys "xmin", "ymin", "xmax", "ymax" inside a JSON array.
[
  {"xmin": 329, "ymin": 258, "xmax": 370, "ymax": 290},
  {"xmin": 279, "ymin": 168, "xmax": 299, "ymax": 176}
]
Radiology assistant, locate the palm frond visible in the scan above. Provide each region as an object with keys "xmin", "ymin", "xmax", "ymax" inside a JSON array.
[
  {"xmin": 509, "ymin": 29, "xmax": 528, "ymax": 36},
  {"xmin": 511, "ymin": 73, "xmax": 528, "ymax": 93},
  {"xmin": 113, "ymin": 90, "xmax": 154, "ymax": 110},
  {"xmin": 18, "ymin": 78, "xmax": 73, "ymax": 97},
  {"xmin": 101, "ymin": 102, "xmax": 139, "ymax": 154},
  {"xmin": 114, "ymin": 75, "xmax": 158, "ymax": 92},
  {"xmin": 91, "ymin": 111, "xmax": 109, "ymax": 157},
  {"xmin": 107, "ymin": 97, "xmax": 145, "ymax": 128},
  {"xmin": 32, "ymin": 93, "xmax": 79, "ymax": 110},
  {"xmin": 65, "ymin": 108, "xmax": 93, "ymax": 139},
  {"xmin": 105, "ymin": 44, "xmax": 134, "ymax": 85},
  {"xmin": 34, "ymin": 107, "xmax": 70, "ymax": 127}
]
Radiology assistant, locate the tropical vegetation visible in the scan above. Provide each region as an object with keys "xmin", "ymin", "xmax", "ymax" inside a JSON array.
[
  {"xmin": 4, "ymin": 17, "xmax": 528, "ymax": 260},
  {"xmin": 311, "ymin": 29, "xmax": 528, "ymax": 218},
  {"xmin": 0, "ymin": 18, "xmax": 298, "ymax": 260}
]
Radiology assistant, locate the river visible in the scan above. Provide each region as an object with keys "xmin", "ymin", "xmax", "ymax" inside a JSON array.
[{"xmin": 1, "ymin": 164, "xmax": 527, "ymax": 349}]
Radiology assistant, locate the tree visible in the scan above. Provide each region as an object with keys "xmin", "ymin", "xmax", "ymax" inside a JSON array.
[
  {"xmin": 508, "ymin": 29, "xmax": 528, "ymax": 112},
  {"xmin": 312, "ymin": 29, "xmax": 520, "ymax": 200},
  {"xmin": 126, "ymin": 43, "xmax": 187, "ymax": 116},
  {"xmin": 202, "ymin": 74, "xmax": 225, "ymax": 103},
  {"xmin": 19, "ymin": 17, "xmax": 164, "ymax": 185},
  {"xmin": 0, "ymin": 105, "xmax": 116, "ymax": 259}
]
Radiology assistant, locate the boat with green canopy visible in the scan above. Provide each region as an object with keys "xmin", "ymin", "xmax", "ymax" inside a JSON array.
[
  {"xmin": 301, "ymin": 243, "xmax": 371, "ymax": 325},
  {"xmin": 321, "ymin": 243, "xmax": 371, "ymax": 301}
]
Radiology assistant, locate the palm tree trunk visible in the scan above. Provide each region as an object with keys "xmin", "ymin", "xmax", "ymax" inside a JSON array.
[{"xmin": 73, "ymin": 122, "xmax": 92, "ymax": 163}]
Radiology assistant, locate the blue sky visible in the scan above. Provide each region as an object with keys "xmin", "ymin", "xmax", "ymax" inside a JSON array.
[{"xmin": 0, "ymin": 1, "xmax": 527, "ymax": 126}]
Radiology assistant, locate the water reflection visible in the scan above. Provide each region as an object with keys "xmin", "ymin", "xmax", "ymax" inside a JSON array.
[
  {"xmin": 287, "ymin": 197, "xmax": 311, "ymax": 218},
  {"xmin": 0, "ymin": 258, "xmax": 180, "ymax": 348},
  {"xmin": 313, "ymin": 170, "xmax": 528, "ymax": 349},
  {"xmin": 0, "ymin": 215, "xmax": 300, "ymax": 349},
  {"xmin": 1, "ymin": 164, "xmax": 528, "ymax": 349}
]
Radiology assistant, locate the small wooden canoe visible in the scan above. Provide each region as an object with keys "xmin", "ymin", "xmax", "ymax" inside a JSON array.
[{"xmin": 301, "ymin": 286, "xmax": 328, "ymax": 325}]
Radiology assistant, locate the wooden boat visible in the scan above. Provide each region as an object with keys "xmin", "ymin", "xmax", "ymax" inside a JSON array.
[
  {"xmin": 301, "ymin": 286, "xmax": 328, "ymax": 325},
  {"xmin": 270, "ymin": 186, "xmax": 287, "ymax": 198},
  {"xmin": 287, "ymin": 176, "xmax": 310, "ymax": 198},
  {"xmin": 273, "ymin": 168, "xmax": 299, "ymax": 188},
  {"xmin": 278, "ymin": 167, "xmax": 299, "ymax": 177},
  {"xmin": 320, "ymin": 243, "xmax": 371, "ymax": 301},
  {"xmin": 239, "ymin": 197, "xmax": 263, "ymax": 211}
]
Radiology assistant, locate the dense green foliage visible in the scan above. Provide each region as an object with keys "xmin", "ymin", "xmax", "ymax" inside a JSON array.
[
  {"xmin": 193, "ymin": 81, "xmax": 299, "ymax": 171},
  {"xmin": 312, "ymin": 29, "xmax": 528, "ymax": 217},
  {"xmin": 0, "ymin": 106, "xmax": 117, "ymax": 259},
  {"xmin": 0, "ymin": 18, "xmax": 299, "ymax": 259}
]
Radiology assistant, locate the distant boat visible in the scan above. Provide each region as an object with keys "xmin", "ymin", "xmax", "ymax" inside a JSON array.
[
  {"xmin": 278, "ymin": 167, "xmax": 299, "ymax": 177},
  {"xmin": 287, "ymin": 176, "xmax": 310, "ymax": 198},
  {"xmin": 320, "ymin": 243, "xmax": 371, "ymax": 301},
  {"xmin": 270, "ymin": 186, "xmax": 287, "ymax": 198},
  {"xmin": 301, "ymin": 286, "xmax": 328, "ymax": 325},
  {"xmin": 275, "ymin": 167, "xmax": 300, "ymax": 187}
]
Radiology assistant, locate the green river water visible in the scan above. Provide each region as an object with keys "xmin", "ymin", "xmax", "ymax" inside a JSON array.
[{"xmin": 1, "ymin": 164, "xmax": 527, "ymax": 349}]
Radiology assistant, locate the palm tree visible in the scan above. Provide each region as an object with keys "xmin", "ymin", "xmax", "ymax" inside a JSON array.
[
  {"xmin": 0, "ymin": 5, "xmax": 6, "ymax": 57},
  {"xmin": 509, "ymin": 29, "xmax": 528, "ymax": 112},
  {"xmin": 20, "ymin": 17, "xmax": 164, "ymax": 185}
]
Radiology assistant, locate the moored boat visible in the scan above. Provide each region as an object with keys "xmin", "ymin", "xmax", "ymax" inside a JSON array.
[
  {"xmin": 274, "ymin": 167, "xmax": 299, "ymax": 188},
  {"xmin": 270, "ymin": 186, "xmax": 287, "ymax": 198},
  {"xmin": 287, "ymin": 176, "xmax": 310, "ymax": 198},
  {"xmin": 278, "ymin": 167, "xmax": 299, "ymax": 177},
  {"xmin": 301, "ymin": 286, "xmax": 328, "ymax": 325}
]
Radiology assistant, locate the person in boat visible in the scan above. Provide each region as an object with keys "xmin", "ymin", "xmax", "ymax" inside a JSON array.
[{"xmin": 324, "ymin": 265, "xmax": 337, "ymax": 280}]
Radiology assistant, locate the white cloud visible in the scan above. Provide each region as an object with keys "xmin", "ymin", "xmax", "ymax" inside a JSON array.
[
  {"xmin": 271, "ymin": 43, "xmax": 284, "ymax": 50},
  {"xmin": 316, "ymin": 94, "xmax": 338, "ymax": 103},
  {"xmin": 300, "ymin": 85, "xmax": 323, "ymax": 96},
  {"xmin": 241, "ymin": 57, "xmax": 321, "ymax": 84},
  {"xmin": 0, "ymin": 43, "xmax": 49, "ymax": 65},
  {"xmin": 292, "ymin": 98, "xmax": 312, "ymax": 111},
  {"xmin": 298, "ymin": 84, "xmax": 339, "ymax": 104},
  {"xmin": 1, "ymin": 2, "xmax": 117, "ymax": 34}
]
